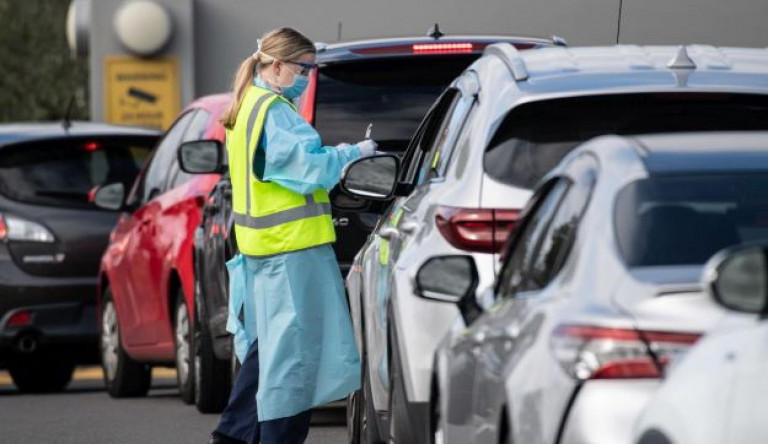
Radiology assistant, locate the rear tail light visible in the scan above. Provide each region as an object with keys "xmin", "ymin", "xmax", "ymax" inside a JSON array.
[
  {"xmin": 83, "ymin": 141, "xmax": 100, "ymax": 152},
  {"xmin": 551, "ymin": 325, "xmax": 700, "ymax": 380},
  {"xmin": 7, "ymin": 311, "xmax": 32, "ymax": 327},
  {"xmin": 0, "ymin": 213, "xmax": 55, "ymax": 243},
  {"xmin": 296, "ymin": 69, "xmax": 318, "ymax": 125},
  {"xmin": 435, "ymin": 206, "xmax": 521, "ymax": 253}
]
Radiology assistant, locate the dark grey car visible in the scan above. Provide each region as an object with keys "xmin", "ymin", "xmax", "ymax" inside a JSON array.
[{"xmin": 0, "ymin": 122, "xmax": 158, "ymax": 392}]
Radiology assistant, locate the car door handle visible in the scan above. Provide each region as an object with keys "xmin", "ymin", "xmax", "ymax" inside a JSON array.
[
  {"xmin": 400, "ymin": 221, "xmax": 420, "ymax": 235},
  {"xmin": 379, "ymin": 227, "xmax": 401, "ymax": 240}
]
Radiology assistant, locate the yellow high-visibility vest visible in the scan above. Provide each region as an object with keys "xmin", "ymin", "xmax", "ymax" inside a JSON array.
[{"xmin": 226, "ymin": 86, "xmax": 335, "ymax": 257}]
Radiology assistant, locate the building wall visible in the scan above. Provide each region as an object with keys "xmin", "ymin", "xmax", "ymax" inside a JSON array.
[{"xmin": 89, "ymin": 0, "xmax": 768, "ymax": 121}]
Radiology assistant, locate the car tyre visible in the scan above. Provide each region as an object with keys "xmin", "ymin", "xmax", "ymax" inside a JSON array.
[
  {"xmin": 388, "ymin": 319, "xmax": 418, "ymax": 444},
  {"xmin": 349, "ymin": 353, "xmax": 383, "ymax": 444},
  {"xmin": 100, "ymin": 289, "xmax": 151, "ymax": 398},
  {"xmin": 175, "ymin": 292, "xmax": 195, "ymax": 404},
  {"xmin": 7, "ymin": 351, "xmax": 75, "ymax": 393},
  {"xmin": 193, "ymin": 281, "xmax": 231, "ymax": 413}
]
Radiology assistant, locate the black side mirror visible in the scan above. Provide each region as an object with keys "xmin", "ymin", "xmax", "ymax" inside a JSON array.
[
  {"xmin": 705, "ymin": 243, "xmax": 768, "ymax": 315},
  {"xmin": 178, "ymin": 140, "xmax": 225, "ymax": 174},
  {"xmin": 415, "ymin": 255, "xmax": 483, "ymax": 325},
  {"xmin": 91, "ymin": 183, "xmax": 126, "ymax": 211},
  {"xmin": 340, "ymin": 154, "xmax": 400, "ymax": 201}
]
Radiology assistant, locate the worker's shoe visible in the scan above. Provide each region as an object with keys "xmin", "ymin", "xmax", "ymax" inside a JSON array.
[{"xmin": 208, "ymin": 432, "xmax": 246, "ymax": 444}]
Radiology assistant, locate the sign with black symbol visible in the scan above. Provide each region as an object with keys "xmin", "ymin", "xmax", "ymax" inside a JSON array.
[{"xmin": 104, "ymin": 56, "xmax": 180, "ymax": 129}]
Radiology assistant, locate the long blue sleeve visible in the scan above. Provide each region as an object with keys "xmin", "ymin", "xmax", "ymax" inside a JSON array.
[{"xmin": 257, "ymin": 100, "xmax": 361, "ymax": 195}]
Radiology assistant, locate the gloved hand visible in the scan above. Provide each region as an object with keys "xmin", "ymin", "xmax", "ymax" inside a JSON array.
[{"xmin": 356, "ymin": 139, "xmax": 378, "ymax": 157}]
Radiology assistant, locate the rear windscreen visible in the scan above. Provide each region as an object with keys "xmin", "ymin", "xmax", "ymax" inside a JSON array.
[
  {"xmin": 615, "ymin": 174, "xmax": 768, "ymax": 267},
  {"xmin": 314, "ymin": 56, "xmax": 477, "ymax": 151},
  {"xmin": 0, "ymin": 136, "xmax": 155, "ymax": 209},
  {"xmin": 484, "ymin": 94, "xmax": 768, "ymax": 189}
]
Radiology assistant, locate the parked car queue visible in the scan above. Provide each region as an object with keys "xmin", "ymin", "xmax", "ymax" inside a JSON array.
[
  {"xmin": 88, "ymin": 31, "xmax": 560, "ymax": 414},
  {"xmin": 73, "ymin": 40, "xmax": 768, "ymax": 444}
]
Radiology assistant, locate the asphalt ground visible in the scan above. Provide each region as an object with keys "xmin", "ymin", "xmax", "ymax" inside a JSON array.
[{"xmin": 0, "ymin": 366, "xmax": 346, "ymax": 444}]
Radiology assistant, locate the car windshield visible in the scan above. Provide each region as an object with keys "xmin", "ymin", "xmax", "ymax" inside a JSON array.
[
  {"xmin": 615, "ymin": 174, "xmax": 768, "ymax": 267},
  {"xmin": 485, "ymin": 93, "xmax": 768, "ymax": 189},
  {"xmin": 314, "ymin": 56, "xmax": 477, "ymax": 152},
  {"xmin": 0, "ymin": 137, "xmax": 155, "ymax": 209}
]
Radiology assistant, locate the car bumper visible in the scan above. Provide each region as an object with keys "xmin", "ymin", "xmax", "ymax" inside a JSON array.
[
  {"xmin": 0, "ymin": 258, "xmax": 98, "ymax": 356},
  {"xmin": 560, "ymin": 379, "xmax": 660, "ymax": 444}
]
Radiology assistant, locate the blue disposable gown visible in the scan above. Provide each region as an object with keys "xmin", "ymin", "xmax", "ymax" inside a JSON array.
[{"xmin": 226, "ymin": 77, "xmax": 362, "ymax": 421}]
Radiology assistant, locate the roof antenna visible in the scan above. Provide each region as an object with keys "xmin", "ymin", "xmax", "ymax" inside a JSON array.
[
  {"xmin": 62, "ymin": 94, "xmax": 76, "ymax": 132},
  {"xmin": 427, "ymin": 23, "xmax": 444, "ymax": 40},
  {"xmin": 668, "ymin": 46, "xmax": 697, "ymax": 69},
  {"xmin": 337, "ymin": 21, "xmax": 343, "ymax": 42}
]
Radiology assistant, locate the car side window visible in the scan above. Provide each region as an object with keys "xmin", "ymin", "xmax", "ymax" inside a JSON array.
[
  {"xmin": 496, "ymin": 179, "xmax": 569, "ymax": 300},
  {"xmin": 417, "ymin": 90, "xmax": 477, "ymax": 183},
  {"xmin": 169, "ymin": 109, "xmax": 212, "ymax": 189},
  {"xmin": 436, "ymin": 99, "xmax": 476, "ymax": 177},
  {"xmin": 401, "ymin": 89, "xmax": 458, "ymax": 186},
  {"xmin": 525, "ymin": 167, "xmax": 596, "ymax": 291},
  {"xmin": 133, "ymin": 111, "xmax": 196, "ymax": 204}
]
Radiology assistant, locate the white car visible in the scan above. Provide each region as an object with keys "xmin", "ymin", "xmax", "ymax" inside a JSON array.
[{"xmin": 634, "ymin": 242, "xmax": 768, "ymax": 444}]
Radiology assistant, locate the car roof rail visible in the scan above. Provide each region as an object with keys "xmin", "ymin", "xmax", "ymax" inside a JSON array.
[
  {"xmin": 315, "ymin": 42, "xmax": 328, "ymax": 52},
  {"xmin": 551, "ymin": 35, "xmax": 568, "ymax": 47},
  {"xmin": 484, "ymin": 43, "xmax": 529, "ymax": 81}
]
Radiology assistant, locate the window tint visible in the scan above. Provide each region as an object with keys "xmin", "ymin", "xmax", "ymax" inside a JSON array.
[
  {"xmin": 0, "ymin": 137, "xmax": 155, "ymax": 209},
  {"xmin": 497, "ymin": 180, "xmax": 569, "ymax": 299},
  {"xmin": 401, "ymin": 90, "xmax": 458, "ymax": 186},
  {"xmin": 437, "ymin": 99, "xmax": 475, "ymax": 176},
  {"xmin": 313, "ymin": 56, "xmax": 476, "ymax": 152},
  {"xmin": 169, "ymin": 109, "xmax": 212, "ymax": 189},
  {"xmin": 526, "ymin": 168, "xmax": 595, "ymax": 290},
  {"xmin": 485, "ymin": 93, "xmax": 768, "ymax": 189},
  {"xmin": 615, "ymin": 174, "xmax": 768, "ymax": 267},
  {"xmin": 133, "ymin": 111, "xmax": 195, "ymax": 203}
]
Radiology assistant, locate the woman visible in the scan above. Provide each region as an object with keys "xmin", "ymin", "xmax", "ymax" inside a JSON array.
[{"xmin": 208, "ymin": 27, "xmax": 376, "ymax": 444}]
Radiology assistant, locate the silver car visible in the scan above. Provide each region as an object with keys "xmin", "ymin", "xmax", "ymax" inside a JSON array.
[
  {"xmin": 343, "ymin": 44, "xmax": 768, "ymax": 443},
  {"xmin": 416, "ymin": 131, "xmax": 768, "ymax": 444}
]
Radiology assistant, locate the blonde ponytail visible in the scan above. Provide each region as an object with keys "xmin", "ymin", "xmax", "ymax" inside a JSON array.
[{"xmin": 220, "ymin": 27, "xmax": 316, "ymax": 130}]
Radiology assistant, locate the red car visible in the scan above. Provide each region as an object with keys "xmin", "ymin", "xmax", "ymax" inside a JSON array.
[{"xmin": 95, "ymin": 94, "xmax": 229, "ymax": 401}]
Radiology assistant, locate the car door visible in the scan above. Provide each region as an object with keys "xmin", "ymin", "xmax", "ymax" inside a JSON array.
[
  {"xmin": 119, "ymin": 110, "xmax": 196, "ymax": 346},
  {"xmin": 145, "ymin": 109, "xmax": 213, "ymax": 344},
  {"xmin": 473, "ymin": 157, "xmax": 597, "ymax": 444},
  {"xmin": 441, "ymin": 177, "xmax": 568, "ymax": 442},
  {"xmin": 360, "ymin": 89, "xmax": 457, "ymax": 411},
  {"xmin": 723, "ymin": 322, "xmax": 768, "ymax": 442}
]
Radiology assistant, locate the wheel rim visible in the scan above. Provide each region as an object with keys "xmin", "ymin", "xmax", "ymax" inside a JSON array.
[
  {"xmin": 101, "ymin": 301, "xmax": 119, "ymax": 382},
  {"xmin": 176, "ymin": 303, "xmax": 191, "ymax": 385}
]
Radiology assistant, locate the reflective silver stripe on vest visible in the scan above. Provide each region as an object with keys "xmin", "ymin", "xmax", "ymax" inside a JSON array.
[
  {"xmin": 234, "ymin": 202, "xmax": 331, "ymax": 229},
  {"xmin": 244, "ymin": 92, "xmax": 276, "ymax": 218}
]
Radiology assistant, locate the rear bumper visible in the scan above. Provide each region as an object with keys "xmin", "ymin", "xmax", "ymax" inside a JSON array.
[
  {"xmin": 560, "ymin": 380, "xmax": 659, "ymax": 444},
  {"xmin": 0, "ymin": 257, "xmax": 98, "ymax": 358}
]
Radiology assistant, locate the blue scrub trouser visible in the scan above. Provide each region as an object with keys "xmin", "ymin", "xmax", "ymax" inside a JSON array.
[{"xmin": 214, "ymin": 340, "xmax": 312, "ymax": 444}]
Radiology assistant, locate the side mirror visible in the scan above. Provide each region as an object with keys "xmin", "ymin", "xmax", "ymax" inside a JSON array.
[
  {"xmin": 705, "ymin": 243, "xmax": 768, "ymax": 315},
  {"xmin": 330, "ymin": 187, "xmax": 368, "ymax": 211},
  {"xmin": 178, "ymin": 140, "xmax": 224, "ymax": 174},
  {"xmin": 415, "ymin": 255, "xmax": 483, "ymax": 325},
  {"xmin": 340, "ymin": 154, "xmax": 399, "ymax": 201},
  {"xmin": 91, "ymin": 183, "xmax": 126, "ymax": 211}
]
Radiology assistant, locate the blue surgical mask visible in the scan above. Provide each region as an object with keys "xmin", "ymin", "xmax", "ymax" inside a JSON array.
[{"xmin": 280, "ymin": 74, "xmax": 309, "ymax": 99}]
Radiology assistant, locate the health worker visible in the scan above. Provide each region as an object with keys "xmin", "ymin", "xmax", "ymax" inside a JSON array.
[{"xmin": 208, "ymin": 27, "xmax": 375, "ymax": 444}]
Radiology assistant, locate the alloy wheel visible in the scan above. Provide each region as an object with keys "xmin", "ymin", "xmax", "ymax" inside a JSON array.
[
  {"xmin": 101, "ymin": 301, "xmax": 119, "ymax": 382},
  {"xmin": 176, "ymin": 303, "xmax": 191, "ymax": 386}
]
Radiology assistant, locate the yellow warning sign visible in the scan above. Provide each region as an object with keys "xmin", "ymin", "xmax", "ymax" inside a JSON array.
[{"xmin": 104, "ymin": 56, "xmax": 180, "ymax": 130}]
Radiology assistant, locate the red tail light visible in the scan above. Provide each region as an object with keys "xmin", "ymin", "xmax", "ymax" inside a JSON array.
[
  {"xmin": 551, "ymin": 325, "xmax": 700, "ymax": 380},
  {"xmin": 296, "ymin": 69, "xmax": 318, "ymax": 125},
  {"xmin": 435, "ymin": 206, "xmax": 521, "ymax": 253},
  {"xmin": 8, "ymin": 311, "xmax": 32, "ymax": 327},
  {"xmin": 0, "ymin": 214, "xmax": 7, "ymax": 241},
  {"xmin": 83, "ymin": 141, "xmax": 100, "ymax": 152},
  {"xmin": 413, "ymin": 43, "xmax": 473, "ymax": 54}
]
